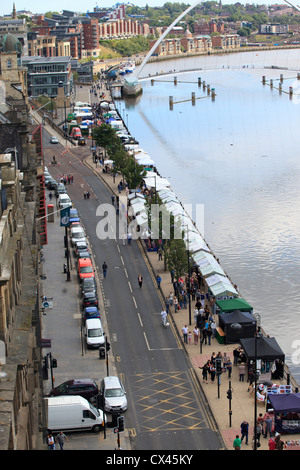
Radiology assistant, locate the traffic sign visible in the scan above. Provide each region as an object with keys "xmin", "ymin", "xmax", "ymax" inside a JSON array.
[{"xmin": 113, "ymin": 427, "xmax": 119, "ymax": 434}]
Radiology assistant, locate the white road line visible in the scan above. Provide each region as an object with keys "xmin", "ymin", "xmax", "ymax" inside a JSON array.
[
  {"xmin": 128, "ymin": 281, "xmax": 132, "ymax": 292},
  {"xmin": 137, "ymin": 312, "xmax": 143, "ymax": 327},
  {"xmin": 124, "ymin": 268, "xmax": 128, "ymax": 278},
  {"xmin": 117, "ymin": 245, "xmax": 120, "ymax": 253},
  {"xmin": 132, "ymin": 296, "xmax": 137, "ymax": 309},
  {"xmin": 120, "ymin": 256, "xmax": 124, "ymax": 265},
  {"xmin": 143, "ymin": 332, "xmax": 150, "ymax": 350}
]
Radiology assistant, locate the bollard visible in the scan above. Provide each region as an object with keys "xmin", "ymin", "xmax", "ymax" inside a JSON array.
[
  {"xmin": 262, "ymin": 76, "xmax": 266, "ymax": 85},
  {"xmin": 211, "ymin": 88, "xmax": 216, "ymax": 102},
  {"xmin": 174, "ymin": 76, "xmax": 177, "ymax": 86},
  {"xmin": 191, "ymin": 92, "xmax": 195, "ymax": 105},
  {"xmin": 169, "ymin": 96, "xmax": 173, "ymax": 111}
]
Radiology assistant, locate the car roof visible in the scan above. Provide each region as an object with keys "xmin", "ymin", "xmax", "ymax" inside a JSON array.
[
  {"xmin": 84, "ymin": 306, "xmax": 98, "ymax": 312},
  {"xmin": 103, "ymin": 376, "xmax": 122, "ymax": 389},
  {"xmin": 78, "ymin": 258, "xmax": 92, "ymax": 266}
]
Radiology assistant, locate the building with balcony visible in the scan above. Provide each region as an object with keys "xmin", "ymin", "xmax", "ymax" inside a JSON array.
[{"xmin": 21, "ymin": 56, "xmax": 73, "ymax": 98}]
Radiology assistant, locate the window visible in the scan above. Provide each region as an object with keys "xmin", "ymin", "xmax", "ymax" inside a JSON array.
[{"xmin": 7, "ymin": 59, "xmax": 12, "ymax": 69}]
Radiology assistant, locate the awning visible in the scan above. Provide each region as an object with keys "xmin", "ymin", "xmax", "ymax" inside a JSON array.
[
  {"xmin": 240, "ymin": 336, "xmax": 285, "ymax": 362},
  {"xmin": 205, "ymin": 274, "xmax": 238, "ymax": 297},
  {"xmin": 216, "ymin": 298, "xmax": 253, "ymax": 313}
]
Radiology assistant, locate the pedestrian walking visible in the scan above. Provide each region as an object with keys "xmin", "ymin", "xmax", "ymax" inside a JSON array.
[
  {"xmin": 226, "ymin": 359, "xmax": 232, "ymax": 378},
  {"xmin": 102, "ymin": 261, "xmax": 107, "ymax": 278},
  {"xmin": 127, "ymin": 232, "xmax": 132, "ymax": 245},
  {"xmin": 111, "ymin": 194, "xmax": 115, "ymax": 206},
  {"xmin": 268, "ymin": 436, "xmax": 276, "ymax": 450},
  {"xmin": 86, "ymin": 191, "xmax": 90, "ymax": 199},
  {"xmin": 138, "ymin": 274, "xmax": 143, "ymax": 288},
  {"xmin": 182, "ymin": 325, "xmax": 188, "ymax": 344},
  {"xmin": 174, "ymin": 296, "xmax": 178, "ymax": 312},
  {"xmin": 264, "ymin": 415, "xmax": 273, "ymax": 439},
  {"xmin": 193, "ymin": 326, "xmax": 199, "ymax": 344},
  {"xmin": 275, "ymin": 433, "xmax": 284, "ymax": 450},
  {"xmin": 199, "ymin": 362, "xmax": 209, "ymax": 383},
  {"xmin": 158, "ymin": 247, "xmax": 163, "ymax": 260},
  {"xmin": 84, "ymin": 192, "xmax": 86, "ymax": 199},
  {"xmin": 47, "ymin": 433, "xmax": 55, "ymax": 450},
  {"xmin": 239, "ymin": 363, "xmax": 246, "ymax": 382},
  {"xmin": 55, "ymin": 431, "xmax": 69, "ymax": 450},
  {"xmin": 240, "ymin": 420, "xmax": 249, "ymax": 445},
  {"xmin": 233, "ymin": 435, "xmax": 242, "ymax": 450},
  {"xmin": 156, "ymin": 274, "xmax": 161, "ymax": 288}
]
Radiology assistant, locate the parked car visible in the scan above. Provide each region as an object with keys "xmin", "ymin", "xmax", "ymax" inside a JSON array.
[
  {"xmin": 50, "ymin": 136, "xmax": 59, "ymax": 144},
  {"xmin": 78, "ymin": 258, "xmax": 94, "ymax": 282},
  {"xmin": 55, "ymin": 183, "xmax": 67, "ymax": 196},
  {"xmin": 84, "ymin": 318, "xmax": 104, "ymax": 349},
  {"xmin": 58, "ymin": 193, "xmax": 72, "ymax": 210},
  {"xmin": 47, "ymin": 179, "xmax": 58, "ymax": 190},
  {"xmin": 70, "ymin": 127, "xmax": 82, "ymax": 139},
  {"xmin": 100, "ymin": 376, "xmax": 128, "ymax": 413},
  {"xmin": 75, "ymin": 241, "xmax": 89, "ymax": 257},
  {"xmin": 70, "ymin": 226, "xmax": 86, "ymax": 247},
  {"xmin": 49, "ymin": 378, "xmax": 99, "ymax": 402},
  {"xmin": 82, "ymin": 290, "xmax": 98, "ymax": 308},
  {"xmin": 82, "ymin": 306, "xmax": 100, "ymax": 323},
  {"xmin": 81, "ymin": 277, "xmax": 97, "ymax": 297}
]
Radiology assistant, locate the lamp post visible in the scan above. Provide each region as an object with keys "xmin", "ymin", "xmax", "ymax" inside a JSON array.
[
  {"xmin": 253, "ymin": 312, "xmax": 261, "ymax": 451},
  {"xmin": 184, "ymin": 225, "xmax": 192, "ymax": 326},
  {"xmin": 231, "ymin": 322, "xmax": 242, "ymax": 426}
]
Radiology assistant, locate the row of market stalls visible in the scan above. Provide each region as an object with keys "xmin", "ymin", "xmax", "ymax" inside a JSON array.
[{"xmin": 103, "ymin": 102, "xmax": 299, "ymax": 434}]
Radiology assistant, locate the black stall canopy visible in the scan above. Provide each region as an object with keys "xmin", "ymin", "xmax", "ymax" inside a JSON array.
[
  {"xmin": 218, "ymin": 310, "xmax": 256, "ymax": 344},
  {"xmin": 239, "ymin": 336, "xmax": 285, "ymax": 362},
  {"xmin": 268, "ymin": 393, "xmax": 300, "ymax": 434}
]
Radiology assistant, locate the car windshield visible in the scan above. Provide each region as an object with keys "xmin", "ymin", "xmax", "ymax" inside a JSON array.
[
  {"xmin": 73, "ymin": 232, "xmax": 84, "ymax": 238},
  {"xmin": 83, "ymin": 279, "xmax": 95, "ymax": 288},
  {"xmin": 88, "ymin": 328, "xmax": 102, "ymax": 338},
  {"xmin": 105, "ymin": 388, "xmax": 123, "ymax": 398},
  {"xmin": 81, "ymin": 266, "xmax": 93, "ymax": 273}
]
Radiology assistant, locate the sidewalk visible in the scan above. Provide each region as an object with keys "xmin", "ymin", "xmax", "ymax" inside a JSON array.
[
  {"xmin": 39, "ymin": 197, "xmax": 131, "ymax": 450},
  {"xmin": 84, "ymin": 154, "xmax": 300, "ymax": 451}
]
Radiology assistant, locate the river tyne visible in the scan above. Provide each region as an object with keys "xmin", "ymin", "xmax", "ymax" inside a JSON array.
[{"xmin": 116, "ymin": 48, "xmax": 300, "ymax": 383}]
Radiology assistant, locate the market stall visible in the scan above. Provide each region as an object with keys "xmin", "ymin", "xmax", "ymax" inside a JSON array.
[
  {"xmin": 218, "ymin": 310, "xmax": 256, "ymax": 344},
  {"xmin": 216, "ymin": 298, "xmax": 253, "ymax": 314},
  {"xmin": 240, "ymin": 336, "xmax": 285, "ymax": 379},
  {"xmin": 268, "ymin": 393, "xmax": 300, "ymax": 434}
]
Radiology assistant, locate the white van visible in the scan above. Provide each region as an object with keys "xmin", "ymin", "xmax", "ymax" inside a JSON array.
[
  {"xmin": 84, "ymin": 318, "xmax": 105, "ymax": 349},
  {"xmin": 58, "ymin": 193, "xmax": 72, "ymax": 210},
  {"xmin": 70, "ymin": 226, "xmax": 86, "ymax": 246},
  {"xmin": 45, "ymin": 396, "xmax": 106, "ymax": 433}
]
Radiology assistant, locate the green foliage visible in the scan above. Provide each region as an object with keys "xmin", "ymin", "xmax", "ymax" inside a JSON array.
[
  {"xmin": 164, "ymin": 238, "xmax": 188, "ymax": 280},
  {"xmin": 99, "ymin": 36, "xmax": 149, "ymax": 57}
]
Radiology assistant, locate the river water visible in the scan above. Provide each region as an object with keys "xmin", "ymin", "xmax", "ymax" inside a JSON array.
[{"xmin": 117, "ymin": 48, "xmax": 300, "ymax": 383}]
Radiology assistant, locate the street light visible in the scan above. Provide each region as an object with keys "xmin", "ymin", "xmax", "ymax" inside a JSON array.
[
  {"xmin": 230, "ymin": 322, "xmax": 242, "ymax": 426},
  {"xmin": 184, "ymin": 225, "xmax": 192, "ymax": 326},
  {"xmin": 253, "ymin": 312, "xmax": 261, "ymax": 451}
]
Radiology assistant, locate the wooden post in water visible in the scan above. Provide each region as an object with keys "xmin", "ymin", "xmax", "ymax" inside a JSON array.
[
  {"xmin": 289, "ymin": 87, "xmax": 293, "ymax": 99},
  {"xmin": 202, "ymin": 80, "xmax": 206, "ymax": 91},
  {"xmin": 297, "ymin": 73, "xmax": 300, "ymax": 80},
  {"xmin": 279, "ymin": 82, "xmax": 282, "ymax": 94},
  {"xmin": 169, "ymin": 96, "xmax": 173, "ymax": 111},
  {"xmin": 211, "ymin": 88, "xmax": 216, "ymax": 102},
  {"xmin": 280, "ymin": 74, "xmax": 283, "ymax": 83},
  {"xmin": 270, "ymin": 79, "xmax": 273, "ymax": 89},
  {"xmin": 262, "ymin": 76, "xmax": 266, "ymax": 85},
  {"xmin": 198, "ymin": 77, "xmax": 201, "ymax": 87},
  {"xmin": 207, "ymin": 84, "xmax": 211, "ymax": 95},
  {"xmin": 151, "ymin": 79, "xmax": 154, "ymax": 86},
  {"xmin": 174, "ymin": 76, "xmax": 177, "ymax": 86},
  {"xmin": 191, "ymin": 92, "xmax": 195, "ymax": 105}
]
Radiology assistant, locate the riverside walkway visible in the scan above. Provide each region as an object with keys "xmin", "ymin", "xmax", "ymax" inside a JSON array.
[{"xmin": 84, "ymin": 154, "xmax": 300, "ymax": 451}]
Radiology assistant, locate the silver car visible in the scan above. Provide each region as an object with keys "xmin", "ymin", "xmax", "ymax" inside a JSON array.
[{"xmin": 100, "ymin": 376, "xmax": 127, "ymax": 413}]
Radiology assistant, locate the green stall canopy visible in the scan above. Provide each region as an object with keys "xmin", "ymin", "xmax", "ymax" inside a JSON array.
[{"xmin": 216, "ymin": 298, "xmax": 253, "ymax": 313}]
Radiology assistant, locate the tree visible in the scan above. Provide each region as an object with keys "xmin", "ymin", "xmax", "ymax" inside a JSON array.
[
  {"xmin": 92, "ymin": 124, "xmax": 118, "ymax": 158},
  {"xmin": 123, "ymin": 159, "xmax": 146, "ymax": 190},
  {"xmin": 164, "ymin": 238, "xmax": 188, "ymax": 280}
]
